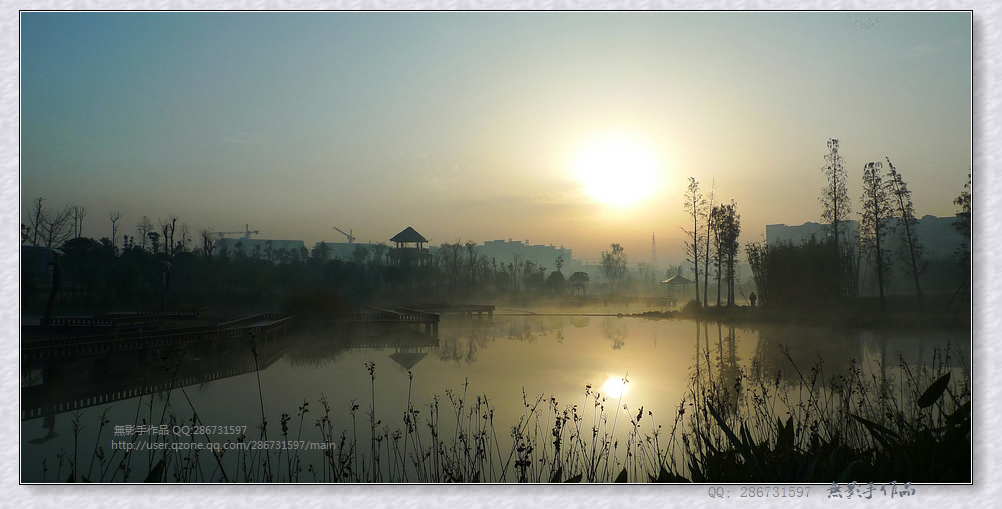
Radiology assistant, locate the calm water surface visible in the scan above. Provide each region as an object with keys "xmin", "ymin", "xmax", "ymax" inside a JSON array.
[{"xmin": 21, "ymin": 313, "xmax": 970, "ymax": 482}]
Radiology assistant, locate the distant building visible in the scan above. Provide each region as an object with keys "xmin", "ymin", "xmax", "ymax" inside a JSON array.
[
  {"xmin": 311, "ymin": 241, "xmax": 383, "ymax": 262},
  {"xmin": 478, "ymin": 239, "xmax": 584, "ymax": 275},
  {"xmin": 215, "ymin": 238, "xmax": 307, "ymax": 261},
  {"xmin": 766, "ymin": 220, "xmax": 860, "ymax": 247},
  {"xmin": 766, "ymin": 216, "xmax": 964, "ymax": 258},
  {"xmin": 890, "ymin": 215, "xmax": 966, "ymax": 260},
  {"xmin": 766, "ymin": 216, "xmax": 967, "ymax": 296}
]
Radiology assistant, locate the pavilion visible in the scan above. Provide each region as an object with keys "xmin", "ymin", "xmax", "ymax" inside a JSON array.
[
  {"xmin": 660, "ymin": 274, "xmax": 696, "ymax": 305},
  {"xmin": 389, "ymin": 226, "xmax": 429, "ymax": 267}
]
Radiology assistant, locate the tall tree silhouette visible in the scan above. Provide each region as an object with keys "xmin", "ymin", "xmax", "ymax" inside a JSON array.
[
  {"xmin": 600, "ymin": 243, "xmax": 627, "ymax": 295},
  {"xmin": 710, "ymin": 204, "xmax": 725, "ymax": 306},
  {"xmin": 951, "ymin": 170, "xmax": 972, "ymax": 310},
  {"xmin": 711, "ymin": 202, "xmax": 741, "ymax": 306},
  {"xmin": 886, "ymin": 157, "xmax": 926, "ymax": 311},
  {"xmin": 820, "ymin": 139, "xmax": 853, "ymax": 298},
  {"xmin": 29, "ymin": 197, "xmax": 44, "ymax": 246},
  {"xmin": 859, "ymin": 161, "xmax": 893, "ymax": 311},
  {"xmin": 722, "ymin": 202, "xmax": 741, "ymax": 306},
  {"xmin": 682, "ymin": 177, "xmax": 706, "ymax": 306},
  {"xmin": 820, "ymin": 139, "xmax": 850, "ymax": 255},
  {"xmin": 702, "ymin": 179, "xmax": 715, "ymax": 306},
  {"xmin": 200, "ymin": 228, "xmax": 216, "ymax": 259},
  {"xmin": 109, "ymin": 211, "xmax": 121, "ymax": 251}
]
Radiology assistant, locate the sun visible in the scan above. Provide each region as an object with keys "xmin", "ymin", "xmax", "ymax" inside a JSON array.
[
  {"xmin": 572, "ymin": 136, "xmax": 663, "ymax": 206},
  {"xmin": 601, "ymin": 375, "xmax": 630, "ymax": 399}
]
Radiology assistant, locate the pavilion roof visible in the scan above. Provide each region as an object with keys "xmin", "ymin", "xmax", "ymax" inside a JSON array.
[
  {"xmin": 661, "ymin": 275, "xmax": 695, "ymax": 285},
  {"xmin": 390, "ymin": 227, "xmax": 428, "ymax": 243},
  {"xmin": 389, "ymin": 351, "xmax": 427, "ymax": 371}
]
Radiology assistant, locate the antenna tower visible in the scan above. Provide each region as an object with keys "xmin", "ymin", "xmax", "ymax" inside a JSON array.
[{"xmin": 651, "ymin": 232, "xmax": 657, "ymax": 267}]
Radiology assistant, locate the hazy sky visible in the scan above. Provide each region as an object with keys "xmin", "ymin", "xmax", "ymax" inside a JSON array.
[{"xmin": 20, "ymin": 11, "xmax": 972, "ymax": 263}]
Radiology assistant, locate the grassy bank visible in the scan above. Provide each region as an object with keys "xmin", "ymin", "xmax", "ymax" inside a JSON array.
[{"xmin": 630, "ymin": 293, "xmax": 970, "ymax": 331}]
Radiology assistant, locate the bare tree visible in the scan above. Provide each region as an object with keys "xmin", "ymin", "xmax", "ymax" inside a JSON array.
[
  {"xmin": 681, "ymin": 177, "xmax": 706, "ymax": 306},
  {"xmin": 436, "ymin": 241, "xmax": 463, "ymax": 290},
  {"xmin": 168, "ymin": 216, "xmax": 178, "ymax": 255},
  {"xmin": 136, "ymin": 216, "xmax": 153, "ymax": 251},
  {"xmin": 178, "ymin": 222, "xmax": 191, "ymax": 253},
  {"xmin": 200, "ymin": 227, "xmax": 216, "ymax": 258},
  {"xmin": 859, "ymin": 162, "xmax": 893, "ymax": 311},
  {"xmin": 71, "ymin": 205, "xmax": 87, "ymax": 238},
  {"xmin": 29, "ymin": 197, "xmax": 44, "ymax": 246},
  {"xmin": 40, "ymin": 203, "xmax": 74, "ymax": 248},
  {"xmin": 109, "ymin": 211, "xmax": 121, "ymax": 249},
  {"xmin": 159, "ymin": 216, "xmax": 177, "ymax": 257},
  {"xmin": 886, "ymin": 157, "xmax": 926, "ymax": 311}
]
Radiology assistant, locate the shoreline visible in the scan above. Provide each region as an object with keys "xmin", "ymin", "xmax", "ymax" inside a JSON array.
[{"xmin": 627, "ymin": 305, "xmax": 972, "ymax": 331}]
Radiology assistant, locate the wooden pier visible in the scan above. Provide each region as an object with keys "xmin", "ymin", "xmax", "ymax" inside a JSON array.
[
  {"xmin": 310, "ymin": 306, "xmax": 441, "ymax": 334},
  {"xmin": 404, "ymin": 303, "xmax": 494, "ymax": 319}
]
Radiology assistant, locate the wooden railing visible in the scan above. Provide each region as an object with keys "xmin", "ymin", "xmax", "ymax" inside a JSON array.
[
  {"xmin": 41, "ymin": 316, "xmax": 116, "ymax": 327},
  {"xmin": 329, "ymin": 307, "xmax": 439, "ymax": 324},
  {"xmin": 406, "ymin": 303, "xmax": 494, "ymax": 317},
  {"xmin": 390, "ymin": 307, "xmax": 441, "ymax": 323},
  {"xmin": 133, "ymin": 307, "xmax": 207, "ymax": 317},
  {"xmin": 40, "ymin": 314, "xmax": 164, "ymax": 328}
]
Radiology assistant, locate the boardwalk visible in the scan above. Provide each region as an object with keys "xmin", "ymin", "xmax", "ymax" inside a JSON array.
[
  {"xmin": 307, "ymin": 306, "xmax": 440, "ymax": 334},
  {"xmin": 21, "ymin": 314, "xmax": 295, "ymax": 363}
]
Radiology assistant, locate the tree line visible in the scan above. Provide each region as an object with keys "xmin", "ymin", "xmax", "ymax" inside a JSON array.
[
  {"xmin": 21, "ymin": 209, "xmax": 623, "ymax": 315},
  {"xmin": 742, "ymin": 139, "xmax": 971, "ymax": 314},
  {"xmin": 681, "ymin": 178, "xmax": 743, "ymax": 308}
]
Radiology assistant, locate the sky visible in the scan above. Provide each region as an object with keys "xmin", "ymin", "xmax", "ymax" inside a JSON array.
[{"xmin": 19, "ymin": 11, "xmax": 972, "ymax": 264}]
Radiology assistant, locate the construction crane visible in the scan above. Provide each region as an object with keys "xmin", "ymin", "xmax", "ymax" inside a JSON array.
[
  {"xmin": 216, "ymin": 224, "xmax": 260, "ymax": 239},
  {"xmin": 333, "ymin": 226, "xmax": 356, "ymax": 244}
]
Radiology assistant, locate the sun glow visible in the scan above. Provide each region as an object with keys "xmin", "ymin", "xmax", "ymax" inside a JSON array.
[
  {"xmin": 602, "ymin": 376, "xmax": 630, "ymax": 399},
  {"xmin": 573, "ymin": 136, "xmax": 663, "ymax": 206}
]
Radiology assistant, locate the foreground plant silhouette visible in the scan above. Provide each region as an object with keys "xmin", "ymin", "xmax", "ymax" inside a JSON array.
[{"xmin": 40, "ymin": 342, "xmax": 970, "ymax": 483}]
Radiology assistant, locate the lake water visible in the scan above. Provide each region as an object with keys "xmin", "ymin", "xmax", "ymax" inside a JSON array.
[{"xmin": 20, "ymin": 312, "xmax": 971, "ymax": 483}]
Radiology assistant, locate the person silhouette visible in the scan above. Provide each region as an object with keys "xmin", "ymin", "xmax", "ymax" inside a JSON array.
[{"xmin": 749, "ymin": 292, "xmax": 757, "ymax": 307}]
